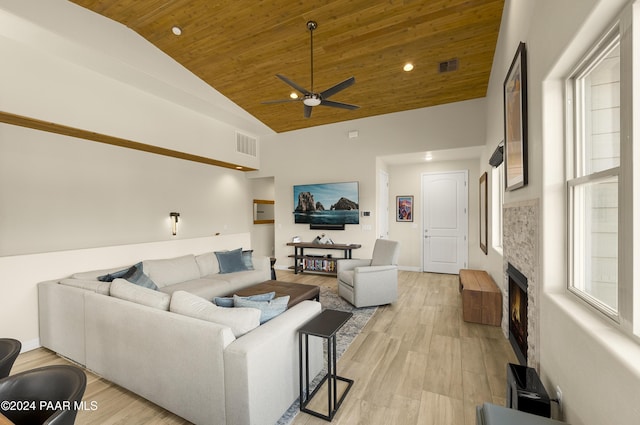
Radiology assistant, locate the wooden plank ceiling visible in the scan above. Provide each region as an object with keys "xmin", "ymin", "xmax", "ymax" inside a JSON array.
[{"xmin": 70, "ymin": 0, "xmax": 504, "ymax": 133}]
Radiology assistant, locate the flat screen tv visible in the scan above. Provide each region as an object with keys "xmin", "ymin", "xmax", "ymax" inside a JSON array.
[{"xmin": 293, "ymin": 181, "xmax": 359, "ymax": 227}]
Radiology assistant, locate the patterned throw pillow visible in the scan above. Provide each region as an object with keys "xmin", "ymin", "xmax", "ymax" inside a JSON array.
[
  {"xmin": 213, "ymin": 291, "xmax": 275, "ymax": 308},
  {"xmin": 121, "ymin": 262, "xmax": 158, "ymax": 290},
  {"xmin": 233, "ymin": 294, "xmax": 290, "ymax": 324}
]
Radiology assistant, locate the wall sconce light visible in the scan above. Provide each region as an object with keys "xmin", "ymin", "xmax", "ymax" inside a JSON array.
[{"xmin": 170, "ymin": 212, "xmax": 180, "ymax": 235}]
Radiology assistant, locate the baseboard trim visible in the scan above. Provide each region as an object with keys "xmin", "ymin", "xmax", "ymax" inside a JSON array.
[
  {"xmin": 399, "ymin": 266, "xmax": 422, "ymax": 272},
  {"xmin": 21, "ymin": 338, "xmax": 40, "ymax": 353}
]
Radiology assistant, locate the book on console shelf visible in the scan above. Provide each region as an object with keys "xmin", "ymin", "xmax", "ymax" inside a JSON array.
[{"xmin": 302, "ymin": 257, "xmax": 336, "ymax": 272}]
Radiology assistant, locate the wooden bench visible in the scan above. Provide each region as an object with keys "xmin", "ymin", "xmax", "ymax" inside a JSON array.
[{"xmin": 459, "ymin": 269, "xmax": 502, "ymax": 326}]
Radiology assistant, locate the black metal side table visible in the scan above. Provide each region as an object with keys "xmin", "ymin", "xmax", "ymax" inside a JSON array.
[{"xmin": 299, "ymin": 309, "xmax": 354, "ymax": 421}]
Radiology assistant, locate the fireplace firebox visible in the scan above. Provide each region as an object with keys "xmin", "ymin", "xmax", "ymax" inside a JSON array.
[{"xmin": 507, "ymin": 263, "xmax": 528, "ymax": 365}]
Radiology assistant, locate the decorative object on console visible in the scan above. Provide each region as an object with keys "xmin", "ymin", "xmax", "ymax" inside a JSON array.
[
  {"xmin": 504, "ymin": 42, "xmax": 528, "ymax": 191},
  {"xmin": 396, "ymin": 195, "xmax": 413, "ymax": 222},
  {"xmin": 170, "ymin": 212, "xmax": 180, "ymax": 235},
  {"xmin": 293, "ymin": 181, "xmax": 359, "ymax": 229},
  {"xmin": 312, "ymin": 233, "xmax": 334, "ymax": 244}
]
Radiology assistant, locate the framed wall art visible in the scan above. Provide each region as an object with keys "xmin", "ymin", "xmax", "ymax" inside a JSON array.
[
  {"xmin": 396, "ymin": 196, "xmax": 413, "ymax": 222},
  {"xmin": 503, "ymin": 42, "xmax": 528, "ymax": 191}
]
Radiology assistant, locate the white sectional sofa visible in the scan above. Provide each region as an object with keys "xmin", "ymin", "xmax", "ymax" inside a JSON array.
[{"xmin": 38, "ymin": 251, "xmax": 323, "ymax": 425}]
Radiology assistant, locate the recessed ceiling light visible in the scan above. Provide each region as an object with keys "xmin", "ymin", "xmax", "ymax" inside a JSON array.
[
  {"xmin": 171, "ymin": 26, "xmax": 182, "ymax": 36},
  {"xmin": 424, "ymin": 152, "xmax": 433, "ymax": 161},
  {"xmin": 290, "ymin": 92, "xmax": 299, "ymax": 99},
  {"xmin": 235, "ymin": 166, "xmax": 243, "ymax": 170},
  {"xmin": 403, "ymin": 63, "xmax": 414, "ymax": 72}
]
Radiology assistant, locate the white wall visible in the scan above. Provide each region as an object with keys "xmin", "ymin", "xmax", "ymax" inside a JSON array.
[
  {"xmin": 251, "ymin": 99, "xmax": 487, "ymax": 268},
  {"xmin": 0, "ymin": 124, "xmax": 253, "ymax": 255},
  {"xmin": 0, "ymin": 234, "xmax": 252, "ymax": 351},
  {"xmin": 483, "ymin": 0, "xmax": 640, "ymax": 423},
  {"xmin": 0, "ymin": 1, "xmax": 268, "ymax": 166},
  {"xmin": 0, "ymin": 2, "xmax": 262, "ymax": 349},
  {"xmin": 388, "ymin": 159, "xmax": 482, "ymax": 270},
  {"xmin": 249, "ymin": 177, "xmax": 275, "ymax": 258}
]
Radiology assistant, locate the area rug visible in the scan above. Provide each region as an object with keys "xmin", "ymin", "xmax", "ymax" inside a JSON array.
[{"xmin": 276, "ymin": 286, "xmax": 377, "ymax": 425}]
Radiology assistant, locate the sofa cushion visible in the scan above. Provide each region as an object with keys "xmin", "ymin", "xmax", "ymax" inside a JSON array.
[
  {"xmin": 215, "ymin": 248, "xmax": 249, "ymax": 274},
  {"xmin": 214, "ymin": 291, "xmax": 275, "ymax": 308},
  {"xmin": 97, "ymin": 266, "xmax": 131, "ymax": 282},
  {"xmin": 142, "ymin": 254, "xmax": 201, "ymax": 288},
  {"xmin": 110, "ymin": 279, "xmax": 171, "ymax": 310},
  {"xmin": 195, "ymin": 252, "xmax": 220, "ymax": 277},
  {"xmin": 170, "ymin": 290, "xmax": 260, "ymax": 337},
  {"xmin": 220, "ymin": 269, "xmax": 270, "ymax": 292},
  {"xmin": 72, "ymin": 265, "xmax": 132, "ymax": 281},
  {"xmin": 121, "ymin": 262, "xmax": 158, "ymax": 290},
  {"xmin": 59, "ymin": 278, "xmax": 111, "ymax": 295},
  {"xmin": 157, "ymin": 278, "xmax": 230, "ymax": 300},
  {"xmin": 233, "ymin": 295, "xmax": 289, "ymax": 324}
]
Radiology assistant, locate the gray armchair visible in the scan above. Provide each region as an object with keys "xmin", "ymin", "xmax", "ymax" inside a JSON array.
[{"xmin": 337, "ymin": 239, "xmax": 400, "ymax": 308}]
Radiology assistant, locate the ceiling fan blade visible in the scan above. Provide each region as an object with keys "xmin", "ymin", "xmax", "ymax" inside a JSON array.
[
  {"xmin": 320, "ymin": 100, "xmax": 359, "ymax": 110},
  {"xmin": 319, "ymin": 76, "xmax": 356, "ymax": 99},
  {"xmin": 304, "ymin": 104, "xmax": 313, "ymax": 118},
  {"xmin": 261, "ymin": 98, "xmax": 300, "ymax": 104},
  {"xmin": 276, "ymin": 74, "xmax": 311, "ymax": 95}
]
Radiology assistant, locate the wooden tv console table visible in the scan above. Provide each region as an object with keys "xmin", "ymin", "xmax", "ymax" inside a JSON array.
[{"xmin": 287, "ymin": 242, "xmax": 361, "ymax": 275}]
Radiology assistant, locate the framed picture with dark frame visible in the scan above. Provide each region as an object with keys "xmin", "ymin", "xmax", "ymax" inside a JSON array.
[
  {"xmin": 396, "ymin": 195, "xmax": 413, "ymax": 222},
  {"xmin": 479, "ymin": 172, "xmax": 488, "ymax": 255},
  {"xmin": 503, "ymin": 42, "xmax": 528, "ymax": 191}
]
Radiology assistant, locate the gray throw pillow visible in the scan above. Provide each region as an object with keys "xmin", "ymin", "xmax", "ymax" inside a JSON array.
[
  {"xmin": 97, "ymin": 266, "xmax": 131, "ymax": 282},
  {"xmin": 233, "ymin": 294, "xmax": 289, "ymax": 324},
  {"xmin": 242, "ymin": 250, "xmax": 255, "ymax": 270},
  {"xmin": 215, "ymin": 248, "xmax": 248, "ymax": 274},
  {"xmin": 122, "ymin": 262, "xmax": 158, "ymax": 290},
  {"xmin": 213, "ymin": 291, "xmax": 275, "ymax": 308}
]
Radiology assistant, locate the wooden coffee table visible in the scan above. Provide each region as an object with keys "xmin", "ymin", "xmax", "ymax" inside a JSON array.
[{"xmin": 232, "ymin": 280, "xmax": 320, "ymax": 308}]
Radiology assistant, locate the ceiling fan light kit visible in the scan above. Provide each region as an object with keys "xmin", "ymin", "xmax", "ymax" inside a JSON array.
[{"xmin": 262, "ymin": 20, "xmax": 359, "ymax": 118}]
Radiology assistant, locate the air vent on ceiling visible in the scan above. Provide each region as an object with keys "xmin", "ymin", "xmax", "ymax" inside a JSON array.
[
  {"xmin": 438, "ymin": 58, "xmax": 459, "ymax": 73},
  {"xmin": 235, "ymin": 131, "xmax": 257, "ymax": 157}
]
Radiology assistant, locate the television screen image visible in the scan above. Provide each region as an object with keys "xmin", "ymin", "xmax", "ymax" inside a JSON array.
[{"xmin": 293, "ymin": 182, "xmax": 359, "ymax": 225}]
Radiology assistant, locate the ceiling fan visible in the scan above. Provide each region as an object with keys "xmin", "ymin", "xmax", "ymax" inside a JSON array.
[{"xmin": 262, "ymin": 20, "xmax": 359, "ymax": 118}]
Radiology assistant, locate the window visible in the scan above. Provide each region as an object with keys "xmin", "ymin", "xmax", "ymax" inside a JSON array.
[
  {"xmin": 567, "ymin": 25, "xmax": 623, "ymax": 320},
  {"xmin": 492, "ymin": 160, "xmax": 504, "ymax": 254}
]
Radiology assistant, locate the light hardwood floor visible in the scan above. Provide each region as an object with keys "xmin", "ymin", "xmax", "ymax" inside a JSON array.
[{"xmin": 13, "ymin": 270, "xmax": 516, "ymax": 425}]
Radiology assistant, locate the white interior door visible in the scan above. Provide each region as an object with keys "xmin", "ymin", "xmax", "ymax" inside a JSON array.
[
  {"xmin": 422, "ymin": 171, "xmax": 468, "ymax": 273},
  {"xmin": 377, "ymin": 170, "xmax": 389, "ymax": 239}
]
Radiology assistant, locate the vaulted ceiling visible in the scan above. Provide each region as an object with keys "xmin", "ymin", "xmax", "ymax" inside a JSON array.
[{"xmin": 70, "ymin": 0, "xmax": 504, "ymax": 133}]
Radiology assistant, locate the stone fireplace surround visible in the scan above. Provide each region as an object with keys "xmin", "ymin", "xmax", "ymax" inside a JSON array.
[{"xmin": 502, "ymin": 199, "xmax": 540, "ymax": 369}]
